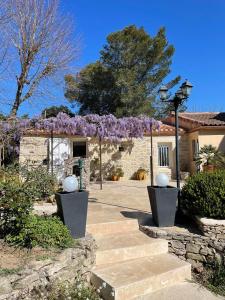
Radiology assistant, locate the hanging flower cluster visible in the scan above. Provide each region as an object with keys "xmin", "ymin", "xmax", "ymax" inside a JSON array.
[
  {"xmin": 34, "ymin": 113, "xmax": 161, "ymax": 142},
  {"xmin": 0, "ymin": 118, "xmax": 31, "ymax": 155}
]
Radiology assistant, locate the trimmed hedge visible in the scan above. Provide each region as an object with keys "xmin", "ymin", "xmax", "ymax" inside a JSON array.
[{"xmin": 181, "ymin": 171, "xmax": 225, "ymax": 219}]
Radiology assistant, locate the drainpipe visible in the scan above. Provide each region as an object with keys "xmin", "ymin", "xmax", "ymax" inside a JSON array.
[
  {"xmin": 51, "ymin": 130, "xmax": 53, "ymax": 176},
  {"xmin": 99, "ymin": 137, "xmax": 103, "ymax": 190},
  {"xmin": 150, "ymin": 128, "xmax": 154, "ymax": 186}
]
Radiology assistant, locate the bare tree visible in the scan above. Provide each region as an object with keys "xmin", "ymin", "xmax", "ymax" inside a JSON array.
[
  {"xmin": 3, "ymin": 0, "xmax": 78, "ymax": 117},
  {"xmin": 0, "ymin": 1, "xmax": 11, "ymax": 74}
]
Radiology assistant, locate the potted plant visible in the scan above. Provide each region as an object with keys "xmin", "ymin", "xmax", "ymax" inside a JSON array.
[
  {"xmin": 55, "ymin": 172, "xmax": 89, "ymax": 239},
  {"xmin": 136, "ymin": 167, "xmax": 148, "ymax": 180},
  {"xmin": 147, "ymin": 173, "xmax": 178, "ymax": 227},
  {"xmin": 111, "ymin": 166, "xmax": 124, "ymax": 181},
  {"xmin": 195, "ymin": 145, "xmax": 218, "ymax": 172}
]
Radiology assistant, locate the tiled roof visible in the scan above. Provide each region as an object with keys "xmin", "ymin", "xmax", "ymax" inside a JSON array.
[
  {"xmin": 159, "ymin": 124, "xmax": 183, "ymax": 133},
  {"xmin": 152, "ymin": 123, "xmax": 184, "ymax": 135},
  {"xmin": 179, "ymin": 112, "xmax": 225, "ymax": 126}
]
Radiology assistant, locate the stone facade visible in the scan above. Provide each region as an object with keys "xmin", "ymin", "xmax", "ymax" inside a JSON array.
[
  {"xmin": 0, "ymin": 235, "xmax": 97, "ymax": 300},
  {"xmin": 141, "ymin": 225, "xmax": 225, "ymax": 272},
  {"xmin": 19, "ymin": 132, "xmax": 191, "ymax": 183},
  {"xmin": 88, "ymin": 135, "xmax": 189, "ymax": 182},
  {"xmin": 19, "ymin": 136, "xmax": 48, "ymax": 167},
  {"xmin": 19, "ymin": 136, "xmax": 89, "ymax": 188}
]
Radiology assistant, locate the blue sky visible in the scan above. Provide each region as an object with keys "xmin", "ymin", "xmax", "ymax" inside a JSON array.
[{"xmin": 9, "ymin": 0, "xmax": 225, "ymax": 115}]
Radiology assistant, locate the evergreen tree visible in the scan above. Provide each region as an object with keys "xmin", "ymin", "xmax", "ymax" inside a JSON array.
[
  {"xmin": 41, "ymin": 105, "xmax": 75, "ymax": 118},
  {"xmin": 65, "ymin": 25, "xmax": 177, "ymax": 117}
]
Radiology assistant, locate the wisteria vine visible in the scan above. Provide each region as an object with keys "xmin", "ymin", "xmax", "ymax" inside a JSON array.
[
  {"xmin": 0, "ymin": 113, "xmax": 161, "ymax": 162},
  {"xmin": 33, "ymin": 113, "xmax": 161, "ymax": 141}
]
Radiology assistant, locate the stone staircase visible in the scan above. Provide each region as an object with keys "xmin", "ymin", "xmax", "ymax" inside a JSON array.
[{"xmin": 87, "ymin": 218, "xmax": 191, "ymax": 300}]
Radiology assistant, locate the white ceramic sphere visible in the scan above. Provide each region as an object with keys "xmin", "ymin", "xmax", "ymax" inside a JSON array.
[
  {"xmin": 63, "ymin": 175, "xmax": 78, "ymax": 192},
  {"xmin": 156, "ymin": 173, "xmax": 169, "ymax": 187}
]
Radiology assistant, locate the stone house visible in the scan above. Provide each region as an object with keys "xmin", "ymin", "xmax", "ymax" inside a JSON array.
[
  {"xmin": 164, "ymin": 112, "xmax": 225, "ymax": 174},
  {"xmin": 19, "ymin": 112, "xmax": 225, "ymax": 183}
]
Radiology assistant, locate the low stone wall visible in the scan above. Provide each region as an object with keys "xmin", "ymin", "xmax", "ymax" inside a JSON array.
[
  {"xmin": 195, "ymin": 216, "xmax": 225, "ymax": 240},
  {"xmin": 141, "ymin": 225, "xmax": 225, "ymax": 272},
  {"xmin": 0, "ymin": 235, "xmax": 97, "ymax": 300}
]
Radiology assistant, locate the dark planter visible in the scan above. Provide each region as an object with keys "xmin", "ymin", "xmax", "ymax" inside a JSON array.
[
  {"xmin": 55, "ymin": 191, "xmax": 89, "ymax": 238},
  {"xmin": 147, "ymin": 186, "xmax": 178, "ymax": 227}
]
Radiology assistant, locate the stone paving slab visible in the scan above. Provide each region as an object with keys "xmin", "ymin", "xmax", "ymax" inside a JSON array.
[{"xmin": 138, "ymin": 282, "xmax": 224, "ymax": 300}]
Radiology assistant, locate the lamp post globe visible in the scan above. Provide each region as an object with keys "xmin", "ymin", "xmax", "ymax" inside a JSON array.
[
  {"xmin": 181, "ymin": 80, "xmax": 193, "ymax": 97},
  {"xmin": 158, "ymin": 85, "xmax": 168, "ymax": 101}
]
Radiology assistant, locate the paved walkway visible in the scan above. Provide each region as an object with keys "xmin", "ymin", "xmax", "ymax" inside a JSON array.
[
  {"xmin": 88, "ymin": 180, "xmax": 152, "ymax": 227},
  {"xmin": 141, "ymin": 282, "xmax": 223, "ymax": 300},
  {"xmin": 89, "ymin": 180, "xmax": 151, "ymax": 211}
]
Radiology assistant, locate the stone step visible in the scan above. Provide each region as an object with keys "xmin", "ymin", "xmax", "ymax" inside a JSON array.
[
  {"xmin": 91, "ymin": 254, "xmax": 191, "ymax": 300},
  {"xmin": 95, "ymin": 231, "xmax": 168, "ymax": 265},
  {"xmin": 87, "ymin": 219, "xmax": 139, "ymax": 237}
]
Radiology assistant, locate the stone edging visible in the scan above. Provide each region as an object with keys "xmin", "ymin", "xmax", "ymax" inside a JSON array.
[
  {"xmin": 0, "ymin": 235, "xmax": 97, "ymax": 300},
  {"xmin": 196, "ymin": 216, "xmax": 225, "ymax": 226},
  {"xmin": 140, "ymin": 225, "xmax": 225, "ymax": 273},
  {"xmin": 194, "ymin": 216, "xmax": 225, "ymax": 240}
]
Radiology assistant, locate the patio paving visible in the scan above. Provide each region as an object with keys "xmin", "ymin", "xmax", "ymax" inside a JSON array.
[
  {"xmin": 87, "ymin": 179, "xmax": 180, "ymax": 227},
  {"xmin": 89, "ymin": 180, "xmax": 151, "ymax": 211},
  {"xmin": 88, "ymin": 180, "xmax": 153, "ymax": 228}
]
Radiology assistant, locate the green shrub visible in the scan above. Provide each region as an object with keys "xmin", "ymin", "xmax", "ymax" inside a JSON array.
[
  {"xmin": 20, "ymin": 165, "xmax": 57, "ymax": 200},
  {"xmin": 207, "ymin": 263, "xmax": 225, "ymax": 296},
  {"xmin": 0, "ymin": 164, "xmax": 57, "ymax": 238},
  {"xmin": 181, "ymin": 171, "xmax": 225, "ymax": 219},
  {"xmin": 45, "ymin": 279, "xmax": 100, "ymax": 300},
  {"xmin": 0, "ymin": 164, "xmax": 57, "ymax": 201},
  {"xmin": 6, "ymin": 215, "xmax": 74, "ymax": 249},
  {"xmin": 196, "ymin": 263, "xmax": 225, "ymax": 297},
  {"xmin": 0, "ymin": 180, "xmax": 33, "ymax": 236}
]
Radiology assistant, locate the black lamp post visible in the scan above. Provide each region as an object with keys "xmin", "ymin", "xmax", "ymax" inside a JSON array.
[{"xmin": 158, "ymin": 80, "xmax": 193, "ymax": 211}]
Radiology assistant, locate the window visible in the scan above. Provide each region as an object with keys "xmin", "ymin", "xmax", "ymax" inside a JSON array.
[
  {"xmin": 158, "ymin": 145, "xmax": 169, "ymax": 167},
  {"xmin": 73, "ymin": 141, "xmax": 87, "ymax": 158}
]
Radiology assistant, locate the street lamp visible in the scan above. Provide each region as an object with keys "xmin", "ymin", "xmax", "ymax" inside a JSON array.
[{"xmin": 158, "ymin": 80, "xmax": 193, "ymax": 211}]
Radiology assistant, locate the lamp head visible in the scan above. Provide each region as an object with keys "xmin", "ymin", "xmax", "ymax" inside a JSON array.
[
  {"xmin": 181, "ymin": 80, "xmax": 193, "ymax": 97},
  {"xmin": 158, "ymin": 85, "xmax": 168, "ymax": 101},
  {"xmin": 175, "ymin": 88, "xmax": 184, "ymax": 99}
]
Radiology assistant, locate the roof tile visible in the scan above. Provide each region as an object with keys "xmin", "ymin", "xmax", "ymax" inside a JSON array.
[{"xmin": 179, "ymin": 112, "xmax": 225, "ymax": 126}]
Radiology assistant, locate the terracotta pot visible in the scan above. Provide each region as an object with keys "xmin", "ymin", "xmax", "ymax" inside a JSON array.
[
  {"xmin": 203, "ymin": 164, "xmax": 215, "ymax": 173},
  {"xmin": 111, "ymin": 175, "xmax": 119, "ymax": 181},
  {"xmin": 136, "ymin": 171, "xmax": 147, "ymax": 180}
]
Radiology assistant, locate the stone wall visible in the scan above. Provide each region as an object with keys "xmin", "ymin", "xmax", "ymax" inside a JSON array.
[
  {"xmin": 88, "ymin": 135, "xmax": 189, "ymax": 182},
  {"xmin": 195, "ymin": 216, "xmax": 225, "ymax": 240},
  {"xmin": 20, "ymin": 133, "xmax": 191, "ymax": 184},
  {"xmin": 88, "ymin": 137, "xmax": 151, "ymax": 181},
  {"xmin": 19, "ymin": 136, "xmax": 90, "ymax": 188},
  {"xmin": 0, "ymin": 236, "xmax": 97, "ymax": 300},
  {"xmin": 19, "ymin": 136, "xmax": 48, "ymax": 167},
  {"xmin": 141, "ymin": 225, "xmax": 225, "ymax": 272}
]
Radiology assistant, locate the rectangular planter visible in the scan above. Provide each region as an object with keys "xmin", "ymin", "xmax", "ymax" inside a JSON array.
[
  {"xmin": 55, "ymin": 191, "xmax": 89, "ymax": 238},
  {"xmin": 147, "ymin": 186, "xmax": 178, "ymax": 227}
]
